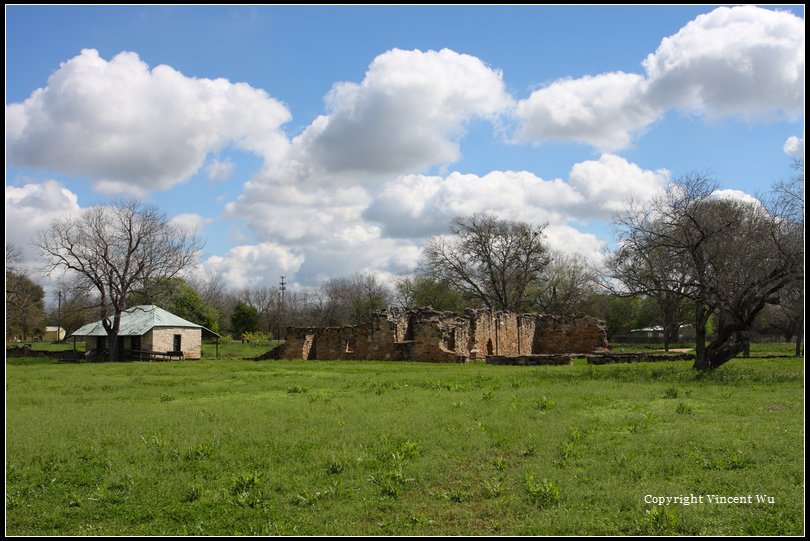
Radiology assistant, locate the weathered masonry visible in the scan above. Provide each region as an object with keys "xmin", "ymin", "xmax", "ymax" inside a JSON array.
[{"xmin": 272, "ymin": 308, "xmax": 609, "ymax": 363}]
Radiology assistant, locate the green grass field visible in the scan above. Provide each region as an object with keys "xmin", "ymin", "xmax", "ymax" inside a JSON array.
[{"xmin": 6, "ymin": 352, "xmax": 804, "ymax": 535}]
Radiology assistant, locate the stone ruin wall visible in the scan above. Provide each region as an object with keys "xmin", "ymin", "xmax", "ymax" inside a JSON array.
[
  {"xmin": 275, "ymin": 308, "xmax": 608, "ymax": 363},
  {"xmin": 410, "ymin": 311, "xmax": 471, "ymax": 363},
  {"xmin": 532, "ymin": 315, "xmax": 611, "ymax": 354}
]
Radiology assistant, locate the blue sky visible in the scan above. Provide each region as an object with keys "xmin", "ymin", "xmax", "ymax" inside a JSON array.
[{"xmin": 6, "ymin": 5, "xmax": 805, "ymax": 293}]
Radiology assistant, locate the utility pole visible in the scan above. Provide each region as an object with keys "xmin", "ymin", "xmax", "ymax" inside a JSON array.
[
  {"xmin": 57, "ymin": 290, "xmax": 62, "ymax": 342},
  {"xmin": 278, "ymin": 276, "xmax": 287, "ymax": 340}
]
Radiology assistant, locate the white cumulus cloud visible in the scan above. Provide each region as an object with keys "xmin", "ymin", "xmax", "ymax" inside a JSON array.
[
  {"xmin": 365, "ymin": 170, "xmax": 582, "ymax": 238},
  {"xmin": 6, "ymin": 49, "xmax": 291, "ymax": 194},
  {"xmin": 198, "ymin": 243, "xmax": 305, "ymax": 291},
  {"xmin": 783, "ymin": 135, "xmax": 804, "ymax": 157},
  {"xmin": 710, "ymin": 189, "xmax": 763, "ymax": 207},
  {"xmin": 226, "ymin": 181, "xmax": 373, "ymax": 244},
  {"xmin": 643, "ymin": 5, "xmax": 804, "ymax": 118},
  {"xmin": 292, "ymin": 48, "xmax": 513, "ymax": 177},
  {"xmin": 544, "ymin": 225, "xmax": 606, "ymax": 265},
  {"xmin": 5, "ymin": 180, "xmax": 81, "ymax": 263},
  {"xmin": 515, "ymin": 72, "xmax": 657, "ymax": 151},
  {"xmin": 566, "ymin": 154, "xmax": 670, "ymax": 216},
  {"xmin": 365, "ymin": 155, "xmax": 668, "ymax": 239},
  {"xmin": 516, "ymin": 6, "xmax": 804, "ymax": 151},
  {"xmin": 205, "ymin": 158, "xmax": 236, "ymax": 182},
  {"xmin": 170, "ymin": 213, "xmax": 212, "ymax": 234}
]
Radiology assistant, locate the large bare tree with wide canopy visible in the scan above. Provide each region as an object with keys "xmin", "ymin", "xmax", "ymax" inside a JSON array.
[
  {"xmin": 609, "ymin": 173, "xmax": 803, "ymax": 370},
  {"xmin": 36, "ymin": 199, "xmax": 202, "ymax": 361}
]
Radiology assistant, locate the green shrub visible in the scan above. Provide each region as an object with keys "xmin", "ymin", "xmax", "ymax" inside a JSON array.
[{"xmin": 525, "ymin": 476, "xmax": 560, "ymax": 508}]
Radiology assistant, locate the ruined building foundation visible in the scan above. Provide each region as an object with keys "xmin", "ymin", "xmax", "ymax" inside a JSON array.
[{"xmin": 270, "ymin": 308, "xmax": 609, "ymax": 363}]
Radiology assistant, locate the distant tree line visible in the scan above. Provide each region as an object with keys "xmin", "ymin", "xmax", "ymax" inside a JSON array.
[
  {"xmin": 6, "ymin": 244, "xmax": 46, "ymax": 340},
  {"xmin": 7, "ymin": 161, "xmax": 803, "ymax": 369}
]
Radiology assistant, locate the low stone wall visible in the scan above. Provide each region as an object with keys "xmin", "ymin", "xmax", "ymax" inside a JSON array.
[
  {"xmin": 586, "ymin": 352, "xmax": 694, "ymax": 365},
  {"xmin": 7, "ymin": 345, "xmax": 54, "ymax": 358},
  {"xmin": 486, "ymin": 354, "xmax": 574, "ymax": 366}
]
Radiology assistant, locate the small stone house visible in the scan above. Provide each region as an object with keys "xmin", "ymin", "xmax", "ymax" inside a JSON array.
[{"xmin": 70, "ymin": 305, "xmax": 218, "ymax": 360}]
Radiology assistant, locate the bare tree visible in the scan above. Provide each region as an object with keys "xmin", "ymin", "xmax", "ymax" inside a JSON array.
[
  {"xmin": 46, "ymin": 277, "xmax": 99, "ymax": 336},
  {"xmin": 531, "ymin": 252, "xmax": 599, "ymax": 317},
  {"xmin": 6, "ymin": 242, "xmax": 23, "ymax": 273},
  {"xmin": 421, "ymin": 213, "xmax": 550, "ymax": 311},
  {"xmin": 304, "ymin": 283, "xmax": 340, "ymax": 327},
  {"xmin": 772, "ymin": 158, "xmax": 805, "ymax": 224},
  {"xmin": 6, "ymin": 242, "xmax": 46, "ymax": 340},
  {"xmin": 322, "ymin": 272, "xmax": 392, "ymax": 326},
  {"xmin": 234, "ymin": 286, "xmax": 276, "ymax": 333},
  {"xmin": 611, "ymin": 173, "xmax": 803, "ymax": 370},
  {"xmin": 768, "ymin": 158, "xmax": 804, "ymax": 357},
  {"xmin": 605, "ymin": 240, "xmax": 692, "ymax": 351},
  {"xmin": 394, "ymin": 276, "xmax": 465, "ymax": 313},
  {"xmin": 188, "ymin": 270, "xmax": 227, "ymax": 307},
  {"xmin": 6, "ymin": 270, "xmax": 46, "ymax": 341},
  {"xmin": 35, "ymin": 200, "xmax": 202, "ymax": 361}
]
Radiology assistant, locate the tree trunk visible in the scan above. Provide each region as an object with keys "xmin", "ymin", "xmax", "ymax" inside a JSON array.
[
  {"xmin": 663, "ymin": 311, "xmax": 670, "ymax": 352},
  {"xmin": 108, "ymin": 331, "xmax": 120, "ymax": 362},
  {"xmin": 695, "ymin": 324, "xmax": 746, "ymax": 370},
  {"xmin": 104, "ymin": 313, "xmax": 122, "ymax": 362},
  {"xmin": 698, "ymin": 340, "xmax": 747, "ymax": 370},
  {"xmin": 741, "ymin": 332, "xmax": 750, "ymax": 358},
  {"xmin": 693, "ymin": 303, "xmax": 707, "ymax": 368},
  {"xmin": 796, "ymin": 315, "xmax": 804, "ymax": 357}
]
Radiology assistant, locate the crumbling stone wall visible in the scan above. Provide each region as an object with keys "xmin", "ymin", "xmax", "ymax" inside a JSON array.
[
  {"xmin": 467, "ymin": 310, "xmax": 536, "ymax": 359},
  {"xmin": 532, "ymin": 315, "xmax": 610, "ymax": 354},
  {"xmin": 273, "ymin": 307, "xmax": 608, "ymax": 363},
  {"xmin": 280, "ymin": 325, "xmax": 370, "ymax": 360},
  {"xmin": 467, "ymin": 310, "xmax": 607, "ymax": 358},
  {"xmin": 410, "ymin": 310, "xmax": 470, "ymax": 363}
]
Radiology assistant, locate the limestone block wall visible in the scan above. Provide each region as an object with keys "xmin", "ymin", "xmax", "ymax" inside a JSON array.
[
  {"xmin": 280, "ymin": 325, "xmax": 371, "ymax": 360},
  {"xmin": 467, "ymin": 310, "xmax": 543, "ymax": 358},
  {"xmin": 410, "ymin": 311, "xmax": 470, "ymax": 363},
  {"xmin": 367, "ymin": 312, "xmax": 405, "ymax": 360},
  {"xmin": 531, "ymin": 315, "xmax": 608, "ymax": 354},
  {"xmin": 145, "ymin": 328, "xmax": 202, "ymax": 359},
  {"xmin": 313, "ymin": 325, "xmax": 369, "ymax": 360},
  {"xmin": 277, "ymin": 308, "xmax": 608, "ymax": 362},
  {"xmin": 468, "ymin": 309, "xmax": 496, "ymax": 359},
  {"xmin": 280, "ymin": 328, "xmax": 316, "ymax": 359}
]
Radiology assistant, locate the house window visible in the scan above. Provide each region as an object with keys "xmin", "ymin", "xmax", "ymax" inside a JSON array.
[{"xmin": 173, "ymin": 334, "xmax": 182, "ymax": 352}]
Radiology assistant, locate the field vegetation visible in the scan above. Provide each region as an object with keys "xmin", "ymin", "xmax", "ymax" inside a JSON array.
[{"xmin": 6, "ymin": 346, "xmax": 803, "ymax": 535}]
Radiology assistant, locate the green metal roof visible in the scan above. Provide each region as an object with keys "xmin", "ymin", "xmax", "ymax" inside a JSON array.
[{"xmin": 70, "ymin": 305, "xmax": 219, "ymax": 337}]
